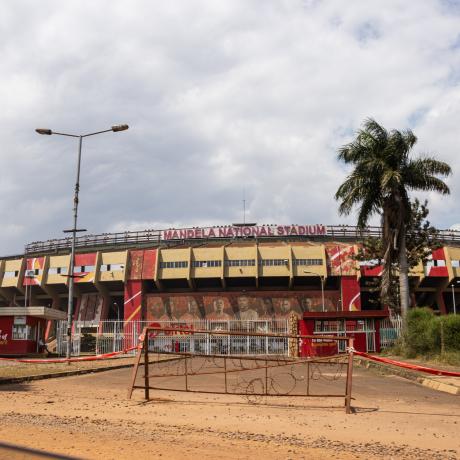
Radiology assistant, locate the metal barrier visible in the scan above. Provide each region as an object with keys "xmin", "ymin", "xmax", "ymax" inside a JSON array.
[
  {"xmin": 314, "ymin": 318, "xmax": 377, "ymax": 352},
  {"xmin": 128, "ymin": 326, "xmax": 355, "ymax": 413},
  {"xmin": 380, "ymin": 315, "xmax": 403, "ymax": 349},
  {"xmin": 56, "ymin": 320, "xmax": 289, "ymax": 357},
  {"xmin": 56, "ymin": 321, "xmax": 81, "ymax": 356}
]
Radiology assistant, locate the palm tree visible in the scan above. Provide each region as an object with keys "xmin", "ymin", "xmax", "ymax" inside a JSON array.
[{"xmin": 335, "ymin": 118, "xmax": 451, "ymax": 317}]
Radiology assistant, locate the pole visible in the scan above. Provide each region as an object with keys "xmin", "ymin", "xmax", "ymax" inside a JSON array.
[
  {"xmin": 452, "ymin": 284, "xmax": 457, "ymax": 315},
  {"xmin": 66, "ymin": 135, "xmax": 83, "ymax": 362},
  {"xmin": 320, "ymin": 276, "xmax": 325, "ymax": 312},
  {"xmin": 337, "ymin": 245, "xmax": 343, "ymax": 311}
]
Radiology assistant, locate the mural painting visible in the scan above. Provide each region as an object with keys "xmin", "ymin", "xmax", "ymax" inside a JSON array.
[{"xmin": 145, "ymin": 291, "xmax": 339, "ymax": 322}]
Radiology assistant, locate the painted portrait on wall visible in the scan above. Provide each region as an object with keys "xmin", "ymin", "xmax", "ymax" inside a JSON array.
[
  {"xmin": 203, "ymin": 296, "xmax": 234, "ymax": 320},
  {"xmin": 144, "ymin": 291, "xmax": 340, "ymax": 322}
]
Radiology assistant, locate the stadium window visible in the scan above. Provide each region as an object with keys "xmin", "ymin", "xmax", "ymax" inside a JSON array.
[
  {"xmin": 293, "ymin": 258, "xmax": 323, "ymax": 266},
  {"xmin": 3, "ymin": 271, "xmax": 16, "ymax": 278},
  {"xmin": 160, "ymin": 261, "xmax": 188, "ymax": 269},
  {"xmin": 49, "ymin": 267, "xmax": 58, "ymax": 275},
  {"xmin": 259, "ymin": 259, "xmax": 287, "ymax": 267},
  {"xmin": 452, "ymin": 260, "xmax": 460, "ymax": 268},
  {"xmin": 193, "ymin": 260, "xmax": 222, "ymax": 268}
]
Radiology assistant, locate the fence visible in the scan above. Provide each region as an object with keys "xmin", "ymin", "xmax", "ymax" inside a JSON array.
[
  {"xmin": 56, "ymin": 319, "xmax": 289, "ymax": 357},
  {"xmin": 128, "ymin": 326, "xmax": 356, "ymax": 413},
  {"xmin": 25, "ymin": 224, "xmax": 460, "ymax": 254},
  {"xmin": 313, "ymin": 318, "xmax": 378, "ymax": 352},
  {"xmin": 380, "ymin": 315, "xmax": 403, "ymax": 349}
]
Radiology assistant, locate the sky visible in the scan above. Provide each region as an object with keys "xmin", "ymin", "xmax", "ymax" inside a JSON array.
[{"xmin": 1, "ymin": 0, "xmax": 460, "ymax": 255}]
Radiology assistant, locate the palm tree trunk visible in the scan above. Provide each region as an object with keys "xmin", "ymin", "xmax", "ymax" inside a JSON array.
[{"xmin": 398, "ymin": 226, "xmax": 410, "ymax": 318}]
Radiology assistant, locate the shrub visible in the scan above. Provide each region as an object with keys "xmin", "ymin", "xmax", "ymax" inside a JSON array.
[
  {"xmin": 404, "ymin": 307, "xmax": 437, "ymax": 357},
  {"xmin": 440, "ymin": 314, "xmax": 460, "ymax": 352}
]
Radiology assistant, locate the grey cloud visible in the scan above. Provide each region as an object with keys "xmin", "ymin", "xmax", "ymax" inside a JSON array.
[{"xmin": 0, "ymin": 0, "xmax": 459, "ymax": 254}]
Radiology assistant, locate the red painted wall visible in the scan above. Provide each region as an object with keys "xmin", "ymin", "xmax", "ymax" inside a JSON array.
[
  {"xmin": 23, "ymin": 257, "xmax": 45, "ymax": 286},
  {"xmin": 426, "ymin": 248, "xmax": 448, "ymax": 277},
  {"xmin": 341, "ymin": 276, "xmax": 361, "ymax": 311},
  {"xmin": 73, "ymin": 253, "xmax": 97, "ymax": 283},
  {"xmin": 141, "ymin": 250, "xmax": 157, "ymax": 280},
  {"xmin": 124, "ymin": 280, "xmax": 143, "ymax": 322},
  {"xmin": 0, "ymin": 317, "xmax": 45, "ymax": 355}
]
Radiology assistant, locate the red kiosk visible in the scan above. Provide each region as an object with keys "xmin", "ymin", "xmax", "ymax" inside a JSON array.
[
  {"xmin": 299, "ymin": 310, "xmax": 389, "ymax": 357},
  {"xmin": 0, "ymin": 307, "xmax": 66, "ymax": 355}
]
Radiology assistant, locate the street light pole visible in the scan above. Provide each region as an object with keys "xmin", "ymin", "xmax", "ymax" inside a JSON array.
[
  {"xmin": 452, "ymin": 283, "xmax": 457, "ymax": 315},
  {"xmin": 36, "ymin": 125, "xmax": 129, "ymax": 360},
  {"xmin": 304, "ymin": 270, "xmax": 325, "ymax": 312}
]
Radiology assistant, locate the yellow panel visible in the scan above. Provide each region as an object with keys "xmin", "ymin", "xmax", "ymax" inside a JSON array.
[
  {"xmin": 100, "ymin": 271, "xmax": 125, "ymax": 282},
  {"xmin": 158, "ymin": 248, "xmax": 189, "ymax": 279},
  {"xmin": 257, "ymin": 246, "xmax": 291, "ymax": 277},
  {"xmin": 160, "ymin": 269, "xmax": 189, "ymax": 280},
  {"xmin": 291, "ymin": 244, "xmax": 327, "ymax": 277},
  {"xmin": 160, "ymin": 248, "xmax": 190, "ymax": 261},
  {"xmin": 4, "ymin": 259, "xmax": 23, "ymax": 271},
  {"xmin": 101, "ymin": 251, "xmax": 127, "ymax": 264},
  {"xmin": 1, "ymin": 259, "xmax": 23, "ymax": 288},
  {"xmin": 191, "ymin": 247, "xmax": 223, "ymax": 279},
  {"xmin": 49, "ymin": 255, "xmax": 70, "ymax": 267}
]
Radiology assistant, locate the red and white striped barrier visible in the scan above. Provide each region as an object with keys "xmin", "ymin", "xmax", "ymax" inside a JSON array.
[
  {"xmin": 354, "ymin": 351, "xmax": 460, "ymax": 377},
  {"xmin": 0, "ymin": 346, "xmax": 139, "ymax": 364}
]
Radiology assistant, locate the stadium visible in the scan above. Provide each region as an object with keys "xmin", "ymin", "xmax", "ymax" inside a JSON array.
[{"xmin": 0, "ymin": 222, "xmax": 459, "ymax": 355}]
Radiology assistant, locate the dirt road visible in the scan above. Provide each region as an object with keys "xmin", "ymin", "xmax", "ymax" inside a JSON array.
[{"xmin": 0, "ymin": 365, "xmax": 458, "ymax": 459}]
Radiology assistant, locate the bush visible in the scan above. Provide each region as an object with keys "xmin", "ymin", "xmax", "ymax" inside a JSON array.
[
  {"xmin": 401, "ymin": 308, "xmax": 460, "ymax": 358},
  {"xmin": 440, "ymin": 314, "xmax": 460, "ymax": 352},
  {"xmin": 404, "ymin": 307, "xmax": 437, "ymax": 357}
]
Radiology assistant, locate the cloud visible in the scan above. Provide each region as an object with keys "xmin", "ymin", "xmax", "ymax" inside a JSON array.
[{"xmin": 0, "ymin": 0, "xmax": 459, "ymax": 254}]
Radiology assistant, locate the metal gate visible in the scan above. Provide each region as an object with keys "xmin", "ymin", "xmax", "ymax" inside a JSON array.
[
  {"xmin": 56, "ymin": 321, "xmax": 81, "ymax": 356},
  {"xmin": 56, "ymin": 320, "xmax": 289, "ymax": 357},
  {"xmin": 380, "ymin": 315, "xmax": 402, "ymax": 349},
  {"xmin": 313, "ymin": 318, "xmax": 377, "ymax": 352},
  {"xmin": 128, "ymin": 325, "xmax": 356, "ymax": 414}
]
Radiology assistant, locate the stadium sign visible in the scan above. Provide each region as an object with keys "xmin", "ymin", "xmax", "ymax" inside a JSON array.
[{"xmin": 161, "ymin": 224, "xmax": 327, "ymax": 241}]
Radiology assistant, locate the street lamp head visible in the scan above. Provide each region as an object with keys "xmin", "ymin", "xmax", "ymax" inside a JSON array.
[
  {"xmin": 35, "ymin": 128, "xmax": 52, "ymax": 135},
  {"xmin": 111, "ymin": 124, "xmax": 129, "ymax": 132}
]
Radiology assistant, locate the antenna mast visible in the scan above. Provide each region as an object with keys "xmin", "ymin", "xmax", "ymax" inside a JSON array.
[{"xmin": 243, "ymin": 188, "xmax": 246, "ymax": 224}]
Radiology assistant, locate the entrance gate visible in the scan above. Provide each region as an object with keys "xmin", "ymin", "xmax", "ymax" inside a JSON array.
[
  {"xmin": 56, "ymin": 320, "xmax": 289, "ymax": 357},
  {"xmin": 128, "ymin": 326, "xmax": 355, "ymax": 413}
]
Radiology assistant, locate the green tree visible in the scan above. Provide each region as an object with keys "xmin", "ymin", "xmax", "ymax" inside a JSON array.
[
  {"xmin": 335, "ymin": 119, "xmax": 451, "ymax": 317},
  {"xmin": 354, "ymin": 199, "xmax": 443, "ymax": 310}
]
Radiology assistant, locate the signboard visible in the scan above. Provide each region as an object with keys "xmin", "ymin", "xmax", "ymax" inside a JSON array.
[
  {"xmin": 161, "ymin": 224, "xmax": 327, "ymax": 241},
  {"xmin": 14, "ymin": 316, "xmax": 26, "ymax": 325}
]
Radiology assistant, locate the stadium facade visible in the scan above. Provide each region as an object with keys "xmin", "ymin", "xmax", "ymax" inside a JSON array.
[{"xmin": 0, "ymin": 223, "xmax": 459, "ymax": 354}]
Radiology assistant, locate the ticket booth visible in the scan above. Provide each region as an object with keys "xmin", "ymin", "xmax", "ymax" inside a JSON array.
[
  {"xmin": 299, "ymin": 310, "xmax": 389, "ymax": 357},
  {"xmin": 0, "ymin": 307, "xmax": 66, "ymax": 355}
]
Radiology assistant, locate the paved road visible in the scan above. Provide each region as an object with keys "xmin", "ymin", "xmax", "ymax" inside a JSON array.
[{"xmin": 0, "ymin": 363, "xmax": 458, "ymax": 459}]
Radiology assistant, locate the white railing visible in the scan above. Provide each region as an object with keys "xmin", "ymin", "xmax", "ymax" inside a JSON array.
[
  {"xmin": 380, "ymin": 315, "xmax": 403, "ymax": 349},
  {"xmin": 25, "ymin": 224, "xmax": 460, "ymax": 254},
  {"xmin": 56, "ymin": 320, "xmax": 289, "ymax": 357}
]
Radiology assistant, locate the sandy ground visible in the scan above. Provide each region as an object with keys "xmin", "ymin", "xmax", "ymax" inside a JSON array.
[{"xmin": 0, "ymin": 363, "xmax": 458, "ymax": 460}]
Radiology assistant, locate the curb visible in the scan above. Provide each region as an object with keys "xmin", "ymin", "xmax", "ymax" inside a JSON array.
[
  {"xmin": 354, "ymin": 357, "xmax": 460, "ymax": 395},
  {"xmin": 0, "ymin": 355, "xmax": 182, "ymax": 386},
  {"xmin": 0, "ymin": 362, "xmax": 135, "ymax": 385}
]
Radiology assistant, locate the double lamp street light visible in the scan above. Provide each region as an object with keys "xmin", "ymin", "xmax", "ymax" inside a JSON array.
[
  {"xmin": 304, "ymin": 270, "xmax": 326, "ymax": 312},
  {"xmin": 36, "ymin": 125, "xmax": 129, "ymax": 360}
]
